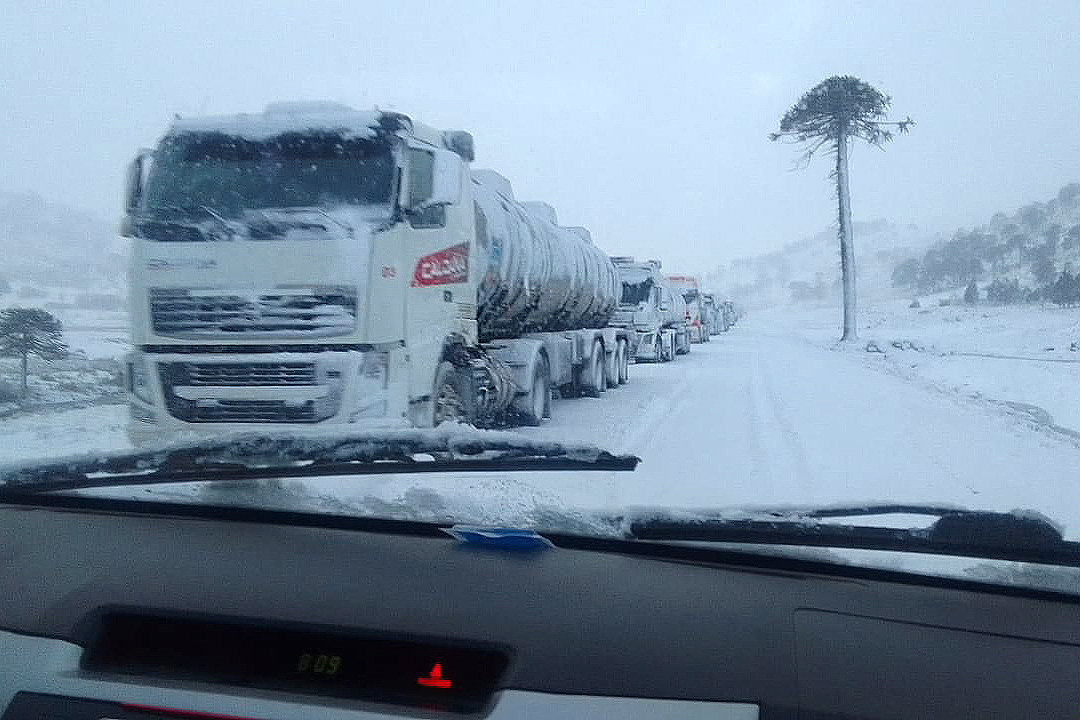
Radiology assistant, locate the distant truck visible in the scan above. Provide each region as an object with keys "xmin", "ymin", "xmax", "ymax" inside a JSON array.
[
  {"xmin": 611, "ymin": 258, "xmax": 690, "ymax": 362},
  {"xmin": 721, "ymin": 300, "xmax": 740, "ymax": 329},
  {"xmin": 666, "ymin": 275, "xmax": 709, "ymax": 343},
  {"xmin": 701, "ymin": 293, "xmax": 728, "ymax": 335},
  {"xmin": 121, "ymin": 103, "xmax": 632, "ymax": 442}
]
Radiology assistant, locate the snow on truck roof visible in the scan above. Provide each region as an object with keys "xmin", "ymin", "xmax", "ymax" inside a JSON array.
[
  {"xmin": 170, "ymin": 108, "xmax": 385, "ymax": 140},
  {"xmin": 166, "ymin": 103, "xmax": 447, "ymax": 147}
]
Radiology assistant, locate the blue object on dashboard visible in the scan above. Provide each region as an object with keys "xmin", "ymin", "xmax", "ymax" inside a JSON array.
[{"xmin": 443, "ymin": 525, "xmax": 555, "ymax": 550}]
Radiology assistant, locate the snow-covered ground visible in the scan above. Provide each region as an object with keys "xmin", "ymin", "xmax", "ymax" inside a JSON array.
[
  {"xmin": 762, "ymin": 300, "xmax": 1080, "ymax": 435},
  {"xmin": 4, "ymin": 404, "xmax": 130, "ymax": 462},
  {"xmin": 5, "ymin": 314, "xmax": 1080, "ymax": 545}
]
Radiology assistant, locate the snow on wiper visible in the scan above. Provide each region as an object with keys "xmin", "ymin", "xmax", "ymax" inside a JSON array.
[
  {"xmin": 0, "ymin": 427, "xmax": 639, "ymax": 496},
  {"xmin": 621, "ymin": 503, "xmax": 1079, "ymax": 568}
]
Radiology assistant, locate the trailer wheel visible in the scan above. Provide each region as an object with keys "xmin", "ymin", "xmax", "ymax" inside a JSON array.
[
  {"xmin": 618, "ymin": 339, "xmax": 630, "ymax": 384},
  {"xmin": 605, "ymin": 340, "xmax": 621, "ymax": 388},
  {"xmin": 514, "ymin": 354, "xmax": 550, "ymax": 426},
  {"xmin": 582, "ymin": 339, "xmax": 606, "ymax": 397},
  {"xmin": 432, "ymin": 361, "xmax": 466, "ymax": 426}
]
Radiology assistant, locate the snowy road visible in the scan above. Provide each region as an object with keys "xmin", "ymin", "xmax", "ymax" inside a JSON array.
[
  {"xmin": 518, "ymin": 326, "xmax": 1080, "ymax": 522},
  {"xmin": 5, "ymin": 323, "xmax": 1080, "ymax": 534}
]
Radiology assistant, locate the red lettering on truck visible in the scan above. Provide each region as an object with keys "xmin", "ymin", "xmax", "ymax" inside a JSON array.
[{"xmin": 412, "ymin": 243, "xmax": 469, "ymax": 286}]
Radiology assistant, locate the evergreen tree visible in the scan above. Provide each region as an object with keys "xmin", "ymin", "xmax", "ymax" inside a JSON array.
[
  {"xmin": 0, "ymin": 307, "xmax": 67, "ymax": 400},
  {"xmin": 770, "ymin": 76, "xmax": 913, "ymax": 341}
]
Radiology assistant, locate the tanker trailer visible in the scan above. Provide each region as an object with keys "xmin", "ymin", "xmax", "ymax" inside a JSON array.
[
  {"xmin": 121, "ymin": 104, "xmax": 631, "ymax": 442},
  {"xmin": 467, "ymin": 170, "xmax": 632, "ymax": 425}
]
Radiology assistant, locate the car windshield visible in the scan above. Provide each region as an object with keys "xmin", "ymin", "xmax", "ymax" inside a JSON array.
[{"xmin": 3, "ymin": 2, "xmax": 1080, "ymax": 594}]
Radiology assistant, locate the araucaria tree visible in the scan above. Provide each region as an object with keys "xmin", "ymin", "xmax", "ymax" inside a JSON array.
[
  {"xmin": 0, "ymin": 307, "xmax": 67, "ymax": 400},
  {"xmin": 771, "ymin": 76, "xmax": 913, "ymax": 341}
]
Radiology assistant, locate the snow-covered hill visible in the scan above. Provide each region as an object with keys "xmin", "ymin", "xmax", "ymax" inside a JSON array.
[
  {"xmin": 0, "ymin": 190, "xmax": 124, "ymax": 300},
  {"xmin": 707, "ymin": 218, "xmax": 941, "ymax": 308}
]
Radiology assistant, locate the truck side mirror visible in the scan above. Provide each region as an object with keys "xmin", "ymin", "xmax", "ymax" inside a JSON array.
[
  {"xmin": 409, "ymin": 148, "xmax": 462, "ymax": 211},
  {"xmin": 124, "ymin": 149, "xmax": 153, "ymax": 214},
  {"xmin": 426, "ymin": 149, "xmax": 463, "ymax": 207}
]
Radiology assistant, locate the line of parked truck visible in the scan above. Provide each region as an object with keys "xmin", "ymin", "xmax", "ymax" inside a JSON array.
[{"xmin": 120, "ymin": 104, "xmax": 739, "ymax": 441}]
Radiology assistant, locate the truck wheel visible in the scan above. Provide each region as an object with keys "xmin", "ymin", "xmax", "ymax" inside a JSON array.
[
  {"xmin": 605, "ymin": 340, "xmax": 621, "ymax": 388},
  {"xmin": 432, "ymin": 360, "xmax": 466, "ymax": 426},
  {"xmin": 513, "ymin": 354, "xmax": 550, "ymax": 426},
  {"xmin": 582, "ymin": 339, "xmax": 606, "ymax": 397},
  {"xmin": 618, "ymin": 339, "xmax": 630, "ymax": 384}
]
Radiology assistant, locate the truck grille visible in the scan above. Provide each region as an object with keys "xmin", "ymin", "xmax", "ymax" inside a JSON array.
[
  {"xmin": 150, "ymin": 287, "xmax": 357, "ymax": 338},
  {"xmin": 170, "ymin": 399, "xmax": 322, "ymax": 423},
  {"xmin": 174, "ymin": 361, "xmax": 317, "ymax": 386},
  {"xmin": 159, "ymin": 360, "xmax": 341, "ymax": 423}
]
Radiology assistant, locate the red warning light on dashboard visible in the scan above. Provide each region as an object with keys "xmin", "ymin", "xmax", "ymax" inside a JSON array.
[{"xmin": 417, "ymin": 662, "xmax": 453, "ymax": 689}]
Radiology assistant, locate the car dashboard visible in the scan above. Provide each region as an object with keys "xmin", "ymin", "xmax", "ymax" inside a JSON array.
[{"xmin": 2, "ymin": 494, "xmax": 1079, "ymax": 719}]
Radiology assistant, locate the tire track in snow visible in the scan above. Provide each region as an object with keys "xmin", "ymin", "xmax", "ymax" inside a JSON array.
[
  {"xmin": 757, "ymin": 349, "xmax": 813, "ymax": 496},
  {"xmin": 744, "ymin": 348, "xmax": 772, "ymax": 488},
  {"xmin": 745, "ymin": 340, "xmax": 811, "ymax": 497},
  {"xmin": 621, "ymin": 359, "xmax": 700, "ymax": 457}
]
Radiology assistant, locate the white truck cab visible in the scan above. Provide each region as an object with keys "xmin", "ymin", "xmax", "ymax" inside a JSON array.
[{"xmin": 123, "ymin": 104, "xmax": 627, "ymax": 444}]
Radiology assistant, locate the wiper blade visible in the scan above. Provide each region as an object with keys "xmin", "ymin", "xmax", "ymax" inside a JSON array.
[
  {"xmin": 625, "ymin": 505, "xmax": 1080, "ymax": 567},
  {"xmin": 0, "ymin": 428, "xmax": 639, "ymax": 496}
]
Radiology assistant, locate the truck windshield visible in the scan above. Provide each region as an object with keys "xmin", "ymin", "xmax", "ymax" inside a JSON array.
[
  {"xmin": 620, "ymin": 279, "xmax": 652, "ymax": 305},
  {"xmin": 141, "ymin": 131, "xmax": 394, "ymax": 217}
]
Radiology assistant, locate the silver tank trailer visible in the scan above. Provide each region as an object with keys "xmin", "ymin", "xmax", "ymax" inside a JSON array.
[{"xmin": 472, "ymin": 170, "xmax": 619, "ymax": 342}]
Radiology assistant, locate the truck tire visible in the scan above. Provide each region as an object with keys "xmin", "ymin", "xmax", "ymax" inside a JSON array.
[
  {"xmin": 677, "ymin": 331, "xmax": 690, "ymax": 355},
  {"xmin": 605, "ymin": 340, "xmax": 621, "ymax": 388},
  {"xmin": 432, "ymin": 360, "xmax": 467, "ymax": 426},
  {"xmin": 513, "ymin": 354, "xmax": 550, "ymax": 426},
  {"xmin": 582, "ymin": 339, "xmax": 606, "ymax": 397},
  {"xmin": 618, "ymin": 339, "xmax": 630, "ymax": 384}
]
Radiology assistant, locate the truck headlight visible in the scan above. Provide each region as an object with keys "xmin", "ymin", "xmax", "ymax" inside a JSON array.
[{"xmin": 127, "ymin": 356, "xmax": 154, "ymax": 404}]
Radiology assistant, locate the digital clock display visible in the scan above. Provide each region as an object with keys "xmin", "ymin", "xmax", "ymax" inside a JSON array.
[{"xmin": 81, "ymin": 613, "xmax": 508, "ymax": 713}]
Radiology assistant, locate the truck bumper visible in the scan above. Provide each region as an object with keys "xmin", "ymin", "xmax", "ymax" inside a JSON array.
[
  {"xmin": 125, "ymin": 346, "xmax": 409, "ymax": 446},
  {"xmin": 630, "ymin": 330, "xmax": 661, "ymax": 362}
]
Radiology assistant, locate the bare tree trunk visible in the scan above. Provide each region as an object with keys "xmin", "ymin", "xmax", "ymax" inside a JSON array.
[
  {"xmin": 20, "ymin": 348, "xmax": 28, "ymax": 401},
  {"xmin": 836, "ymin": 129, "xmax": 857, "ymax": 341}
]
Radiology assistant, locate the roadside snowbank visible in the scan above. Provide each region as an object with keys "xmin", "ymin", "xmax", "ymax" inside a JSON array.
[{"xmin": 763, "ymin": 301, "xmax": 1080, "ymax": 434}]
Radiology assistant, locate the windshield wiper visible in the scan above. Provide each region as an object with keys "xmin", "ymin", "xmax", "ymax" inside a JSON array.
[
  {"xmin": 142, "ymin": 204, "xmax": 236, "ymax": 232},
  {"xmin": 623, "ymin": 504, "xmax": 1080, "ymax": 568},
  {"xmin": 313, "ymin": 208, "xmax": 353, "ymax": 234},
  {"xmin": 0, "ymin": 428, "xmax": 639, "ymax": 497}
]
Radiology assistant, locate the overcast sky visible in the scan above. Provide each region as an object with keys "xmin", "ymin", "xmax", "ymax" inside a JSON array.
[{"xmin": 2, "ymin": 0, "xmax": 1078, "ymax": 273}]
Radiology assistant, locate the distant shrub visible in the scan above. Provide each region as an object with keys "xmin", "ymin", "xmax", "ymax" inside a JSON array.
[
  {"xmin": 986, "ymin": 278, "xmax": 1024, "ymax": 304},
  {"xmin": 964, "ymin": 281, "xmax": 979, "ymax": 304},
  {"xmin": 1048, "ymin": 270, "xmax": 1080, "ymax": 307},
  {"xmin": 0, "ymin": 379, "xmax": 17, "ymax": 403}
]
